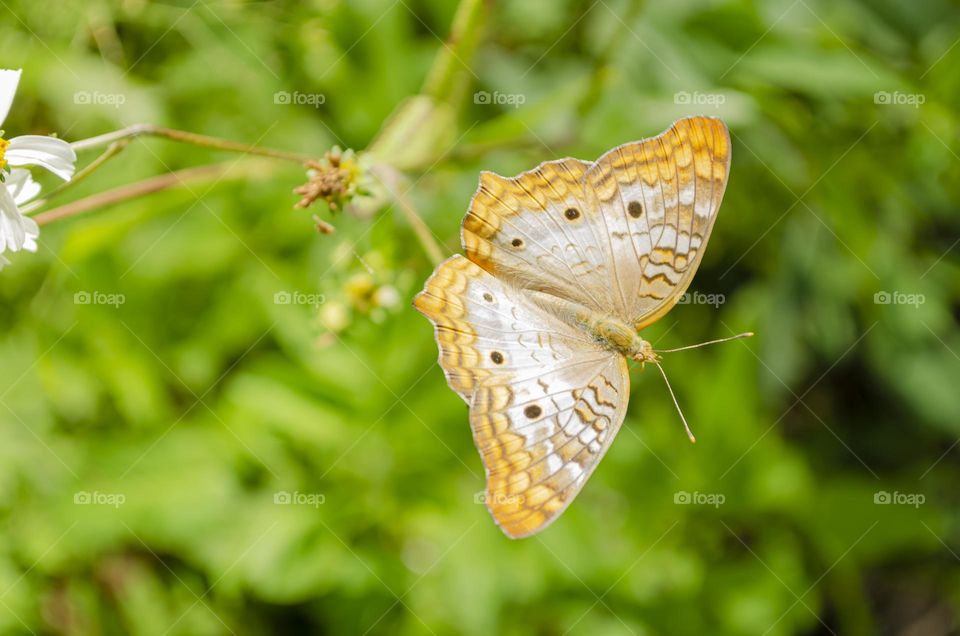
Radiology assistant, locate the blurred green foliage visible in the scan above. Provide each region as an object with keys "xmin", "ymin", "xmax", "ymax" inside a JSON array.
[{"xmin": 1, "ymin": 0, "xmax": 959, "ymax": 634}]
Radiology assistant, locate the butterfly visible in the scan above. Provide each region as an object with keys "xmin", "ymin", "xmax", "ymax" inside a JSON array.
[{"xmin": 415, "ymin": 116, "xmax": 733, "ymax": 538}]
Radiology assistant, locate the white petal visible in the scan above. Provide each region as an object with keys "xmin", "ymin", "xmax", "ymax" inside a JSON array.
[
  {"xmin": 0, "ymin": 186, "xmax": 27, "ymax": 251},
  {"xmin": 0, "ymin": 253, "xmax": 10, "ymax": 270},
  {"xmin": 6, "ymin": 168, "xmax": 41, "ymax": 205},
  {"xmin": 6, "ymin": 135, "xmax": 77, "ymax": 181},
  {"xmin": 0, "ymin": 69, "xmax": 21, "ymax": 128},
  {"xmin": 22, "ymin": 221, "xmax": 39, "ymax": 253}
]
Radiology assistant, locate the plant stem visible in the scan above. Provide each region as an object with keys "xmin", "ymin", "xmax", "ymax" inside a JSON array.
[
  {"xmin": 27, "ymin": 124, "xmax": 312, "ymax": 222},
  {"xmin": 393, "ymin": 188, "xmax": 445, "ymax": 265},
  {"xmin": 576, "ymin": 1, "xmax": 645, "ymax": 117},
  {"xmin": 421, "ymin": 0, "xmax": 487, "ymax": 109},
  {"xmin": 373, "ymin": 165, "xmax": 445, "ymax": 265},
  {"xmin": 33, "ymin": 162, "xmax": 235, "ymax": 226},
  {"xmin": 21, "ymin": 140, "xmax": 130, "ymax": 214},
  {"xmin": 70, "ymin": 123, "xmax": 314, "ymax": 163}
]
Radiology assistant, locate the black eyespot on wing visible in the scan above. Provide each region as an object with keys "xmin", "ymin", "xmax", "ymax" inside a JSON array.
[
  {"xmin": 482, "ymin": 292, "xmax": 494, "ymax": 302},
  {"xmin": 628, "ymin": 200, "xmax": 643, "ymax": 218},
  {"xmin": 524, "ymin": 405, "xmax": 542, "ymax": 418},
  {"xmin": 511, "ymin": 238, "xmax": 523, "ymax": 247},
  {"xmin": 564, "ymin": 208, "xmax": 580, "ymax": 220},
  {"xmin": 490, "ymin": 351, "xmax": 504, "ymax": 364}
]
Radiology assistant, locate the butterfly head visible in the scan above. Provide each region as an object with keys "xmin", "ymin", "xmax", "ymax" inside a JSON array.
[{"xmin": 630, "ymin": 338, "xmax": 660, "ymax": 366}]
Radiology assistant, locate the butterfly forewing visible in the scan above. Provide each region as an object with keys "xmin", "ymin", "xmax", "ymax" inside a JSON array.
[
  {"xmin": 587, "ymin": 116, "xmax": 731, "ymax": 327},
  {"xmin": 461, "ymin": 158, "xmax": 618, "ymax": 314}
]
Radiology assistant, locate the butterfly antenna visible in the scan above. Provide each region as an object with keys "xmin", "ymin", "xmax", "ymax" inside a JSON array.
[
  {"xmin": 654, "ymin": 361, "xmax": 696, "ymax": 444},
  {"xmin": 654, "ymin": 332, "xmax": 754, "ymax": 354}
]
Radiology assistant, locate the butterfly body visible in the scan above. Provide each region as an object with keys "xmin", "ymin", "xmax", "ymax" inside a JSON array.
[
  {"xmin": 523, "ymin": 290, "xmax": 655, "ymax": 360},
  {"xmin": 580, "ymin": 312, "xmax": 656, "ymax": 362},
  {"xmin": 415, "ymin": 116, "xmax": 731, "ymax": 538}
]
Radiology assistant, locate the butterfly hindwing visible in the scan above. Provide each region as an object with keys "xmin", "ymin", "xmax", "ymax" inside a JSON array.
[
  {"xmin": 414, "ymin": 255, "xmax": 630, "ymax": 538},
  {"xmin": 414, "ymin": 255, "xmax": 602, "ymax": 402},
  {"xmin": 471, "ymin": 354, "xmax": 629, "ymax": 538}
]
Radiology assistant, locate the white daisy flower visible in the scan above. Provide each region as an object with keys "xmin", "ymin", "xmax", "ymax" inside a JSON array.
[{"xmin": 0, "ymin": 68, "xmax": 77, "ymax": 270}]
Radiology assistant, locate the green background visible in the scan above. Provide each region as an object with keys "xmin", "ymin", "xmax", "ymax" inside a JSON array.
[{"xmin": 1, "ymin": 0, "xmax": 959, "ymax": 634}]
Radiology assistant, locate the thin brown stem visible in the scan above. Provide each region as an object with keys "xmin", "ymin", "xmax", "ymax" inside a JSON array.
[
  {"xmin": 33, "ymin": 162, "xmax": 236, "ymax": 226},
  {"xmin": 372, "ymin": 165, "xmax": 445, "ymax": 264},
  {"xmin": 70, "ymin": 123, "xmax": 314, "ymax": 163},
  {"xmin": 392, "ymin": 187, "xmax": 445, "ymax": 265}
]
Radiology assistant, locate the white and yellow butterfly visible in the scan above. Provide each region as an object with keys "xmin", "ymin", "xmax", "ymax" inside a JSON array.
[{"xmin": 415, "ymin": 116, "xmax": 745, "ymax": 538}]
